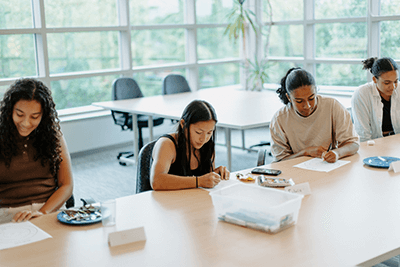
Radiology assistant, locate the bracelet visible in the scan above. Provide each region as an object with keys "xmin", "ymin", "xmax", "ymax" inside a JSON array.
[{"xmin": 196, "ymin": 176, "xmax": 198, "ymax": 188}]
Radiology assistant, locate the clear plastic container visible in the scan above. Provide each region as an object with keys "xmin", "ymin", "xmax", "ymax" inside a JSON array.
[{"xmin": 210, "ymin": 183, "xmax": 303, "ymax": 234}]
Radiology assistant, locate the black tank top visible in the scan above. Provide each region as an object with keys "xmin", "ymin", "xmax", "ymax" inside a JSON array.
[
  {"xmin": 381, "ymin": 95, "xmax": 394, "ymax": 134},
  {"xmin": 159, "ymin": 134, "xmax": 208, "ymax": 177}
]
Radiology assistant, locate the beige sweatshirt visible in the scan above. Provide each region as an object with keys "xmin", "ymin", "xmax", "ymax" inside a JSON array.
[{"xmin": 270, "ymin": 95, "xmax": 359, "ymax": 162}]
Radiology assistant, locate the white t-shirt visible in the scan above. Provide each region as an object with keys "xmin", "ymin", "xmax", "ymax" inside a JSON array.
[
  {"xmin": 351, "ymin": 81, "xmax": 400, "ymax": 142},
  {"xmin": 270, "ymin": 95, "xmax": 359, "ymax": 162}
]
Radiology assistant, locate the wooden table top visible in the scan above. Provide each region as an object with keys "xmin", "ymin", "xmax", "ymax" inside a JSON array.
[{"xmin": 3, "ymin": 134, "xmax": 397, "ymax": 267}]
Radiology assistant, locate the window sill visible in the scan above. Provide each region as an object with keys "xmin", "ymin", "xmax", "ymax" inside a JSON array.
[{"xmin": 58, "ymin": 106, "xmax": 111, "ymax": 122}]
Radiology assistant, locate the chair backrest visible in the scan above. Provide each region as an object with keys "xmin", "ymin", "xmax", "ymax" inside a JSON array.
[
  {"xmin": 162, "ymin": 74, "xmax": 191, "ymax": 95},
  {"xmin": 136, "ymin": 140, "xmax": 157, "ymax": 194},
  {"xmin": 112, "ymin": 77, "xmax": 143, "ymax": 100},
  {"xmin": 111, "ymin": 77, "xmax": 144, "ymax": 130}
]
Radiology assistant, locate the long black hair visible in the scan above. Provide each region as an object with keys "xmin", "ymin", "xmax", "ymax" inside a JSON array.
[
  {"xmin": 362, "ymin": 57, "xmax": 398, "ymax": 78},
  {"xmin": 276, "ymin": 67, "xmax": 316, "ymax": 104},
  {"xmin": 0, "ymin": 78, "xmax": 62, "ymax": 176},
  {"xmin": 176, "ymin": 100, "xmax": 217, "ymax": 176}
]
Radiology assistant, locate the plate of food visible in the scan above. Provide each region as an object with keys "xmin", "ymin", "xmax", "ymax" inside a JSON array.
[
  {"xmin": 363, "ymin": 156, "xmax": 400, "ymax": 168},
  {"xmin": 57, "ymin": 204, "xmax": 102, "ymax": 225}
]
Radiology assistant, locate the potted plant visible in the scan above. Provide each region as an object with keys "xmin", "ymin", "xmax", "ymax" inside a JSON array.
[{"xmin": 225, "ymin": 0, "xmax": 273, "ymax": 91}]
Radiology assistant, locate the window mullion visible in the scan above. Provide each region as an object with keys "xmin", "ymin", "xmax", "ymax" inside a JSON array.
[
  {"xmin": 185, "ymin": 0, "xmax": 198, "ymax": 91},
  {"xmin": 31, "ymin": 0, "xmax": 50, "ymax": 83},
  {"xmin": 117, "ymin": 0, "xmax": 132, "ymax": 76},
  {"xmin": 304, "ymin": 0, "xmax": 315, "ymax": 76}
]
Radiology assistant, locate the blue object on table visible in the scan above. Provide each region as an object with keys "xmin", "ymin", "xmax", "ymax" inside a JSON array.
[
  {"xmin": 57, "ymin": 211, "xmax": 102, "ymax": 225},
  {"xmin": 363, "ymin": 156, "xmax": 400, "ymax": 168}
]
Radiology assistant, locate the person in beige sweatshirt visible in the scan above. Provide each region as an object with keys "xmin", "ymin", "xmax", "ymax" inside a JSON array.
[{"xmin": 270, "ymin": 68, "xmax": 359, "ymax": 163}]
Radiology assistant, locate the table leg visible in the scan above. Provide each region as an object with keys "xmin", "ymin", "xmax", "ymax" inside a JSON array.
[
  {"xmin": 132, "ymin": 114, "xmax": 139, "ymax": 164},
  {"xmin": 119, "ymin": 114, "xmax": 139, "ymax": 165},
  {"xmin": 148, "ymin": 115, "xmax": 154, "ymax": 141},
  {"xmin": 241, "ymin": 130, "xmax": 245, "ymax": 150},
  {"xmin": 225, "ymin": 128, "xmax": 232, "ymax": 170}
]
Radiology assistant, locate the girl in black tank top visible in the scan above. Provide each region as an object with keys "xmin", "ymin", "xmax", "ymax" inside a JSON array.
[{"xmin": 150, "ymin": 100, "xmax": 230, "ymax": 190}]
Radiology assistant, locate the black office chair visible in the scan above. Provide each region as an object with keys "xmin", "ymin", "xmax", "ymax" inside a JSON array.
[
  {"xmin": 136, "ymin": 140, "xmax": 157, "ymax": 194},
  {"xmin": 111, "ymin": 77, "xmax": 164, "ymax": 166},
  {"xmin": 162, "ymin": 74, "xmax": 191, "ymax": 95}
]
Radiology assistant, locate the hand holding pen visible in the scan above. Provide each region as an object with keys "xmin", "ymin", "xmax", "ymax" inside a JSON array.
[{"xmin": 321, "ymin": 143, "xmax": 339, "ymax": 163}]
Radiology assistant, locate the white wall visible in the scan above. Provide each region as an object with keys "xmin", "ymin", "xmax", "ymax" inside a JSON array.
[{"xmin": 60, "ymin": 114, "xmax": 175, "ymax": 154}]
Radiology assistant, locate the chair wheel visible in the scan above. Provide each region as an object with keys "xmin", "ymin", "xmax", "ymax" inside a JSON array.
[{"xmin": 119, "ymin": 161, "xmax": 127, "ymax": 166}]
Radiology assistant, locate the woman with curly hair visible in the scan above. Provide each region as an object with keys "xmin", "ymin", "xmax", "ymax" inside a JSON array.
[
  {"xmin": 0, "ymin": 78, "xmax": 73, "ymax": 224},
  {"xmin": 352, "ymin": 57, "xmax": 400, "ymax": 142},
  {"xmin": 270, "ymin": 67, "xmax": 359, "ymax": 162},
  {"xmin": 150, "ymin": 100, "xmax": 229, "ymax": 190}
]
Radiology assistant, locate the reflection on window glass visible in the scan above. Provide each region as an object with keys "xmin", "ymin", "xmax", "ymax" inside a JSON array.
[
  {"xmin": 51, "ymin": 75, "xmax": 118, "ymax": 109},
  {"xmin": 198, "ymin": 28, "xmax": 239, "ymax": 60},
  {"xmin": 199, "ymin": 63, "xmax": 239, "ymax": 89},
  {"xmin": 268, "ymin": 25, "xmax": 303, "ymax": 57},
  {"xmin": 0, "ymin": 0, "xmax": 32, "ymax": 29},
  {"xmin": 266, "ymin": 0, "xmax": 302, "ymax": 21},
  {"xmin": 381, "ymin": 21, "xmax": 400, "ymax": 59},
  {"xmin": 47, "ymin": 32, "xmax": 119, "ymax": 74},
  {"xmin": 196, "ymin": 0, "xmax": 233, "ymax": 24},
  {"xmin": 316, "ymin": 64, "xmax": 366, "ymax": 87},
  {"xmin": 133, "ymin": 69, "xmax": 185, "ymax": 97},
  {"xmin": 315, "ymin": 0, "xmax": 366, "ymax": 19},
  {"xmin": 0, "ymin": 35, "xmax": 36, "ymax": 79},
  {"xmin": 44, "ymin": 0, "xmax": 117, "ymax": 27},
  {"xmin": 380, "ymin": 0, "xmax": 400, "ymax": 16},
  {"xmin": 316, "ymin": 23, "xmax": 367, "ymax": 59},
  {"xmin": 130, "ymin": 0, "xmax": 183, "ymax": 25},
  {"xmin": 132, "ymin": 29, "xmax": 185, "ymax": 67},
  {"xmin": 265, "ymin": 61, "xmax": 301, "ymax": 84}
]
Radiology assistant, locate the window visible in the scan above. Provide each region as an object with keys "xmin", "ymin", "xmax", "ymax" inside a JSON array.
[
  {"xmin": 2, "ymin": 0, "xmax": 400, "ymax": 113},
  {"xmin": 47, "ymin": 32, "xmax": 120, "ymax": 74},
  {"xmin": 262, "ymin": 0, "xmax": 400, "ymax": 92},
  {"xmin": 0, "ymin": 35, "xmax": 36, "ymax": 78},
  {"xmin": 0, "ymin": 0, "xmax": 33, "ymax": 29}
]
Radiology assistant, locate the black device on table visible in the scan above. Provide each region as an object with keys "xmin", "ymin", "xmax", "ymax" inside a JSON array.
[{"xmin": 251, "ymin": 167, "xmax": 281, "ymax": 176}]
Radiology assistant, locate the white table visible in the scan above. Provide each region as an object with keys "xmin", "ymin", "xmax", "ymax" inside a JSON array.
[{"xmin": 93, "ymin": 88, "xmax": 284, "ymax": 170}]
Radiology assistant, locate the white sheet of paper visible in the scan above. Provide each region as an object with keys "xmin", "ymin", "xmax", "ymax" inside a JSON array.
[
  {"xmin": 0, "ymin": 221, "xmax": 52, "ymax": 250},
  {"xmin": 294, "ymin": 158, "xmax": 350, "ymax": 172}
]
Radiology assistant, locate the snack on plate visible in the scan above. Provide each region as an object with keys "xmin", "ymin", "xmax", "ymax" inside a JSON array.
[{"xmin": 236, "ymin": 173, "xmax": 256, "ymax": 182}]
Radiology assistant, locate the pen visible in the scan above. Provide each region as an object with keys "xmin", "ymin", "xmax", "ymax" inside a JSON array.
[
  {"xmin": 323, "ymin": 143, "xmax": 332, "ymax": 162},
  {"xmin": 327, "ymin": 143, "xmax": 332, "ymax": 152}
]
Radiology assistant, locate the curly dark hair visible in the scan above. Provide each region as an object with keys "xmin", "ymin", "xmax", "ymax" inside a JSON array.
[
  {"xmin": 0, "ymin": 78, "xmax": 62, "ymax": 176},
  {"xmin": 176, "ymin": 100, "xmax": 217, "ymax": 176}
]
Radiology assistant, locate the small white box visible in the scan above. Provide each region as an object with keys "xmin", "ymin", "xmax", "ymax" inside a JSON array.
[
  {"xmin": 210, "ymin": 183, "xmax": 303, "ymax": 234},
  {"xmin": 108, "ymin": 226, "xmax": 146, "ymax": 247}
]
